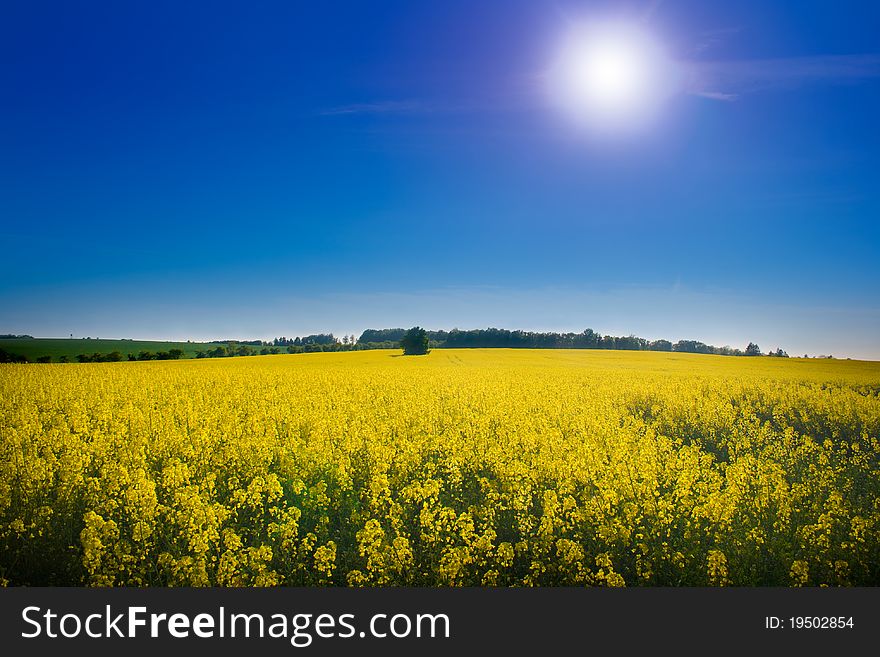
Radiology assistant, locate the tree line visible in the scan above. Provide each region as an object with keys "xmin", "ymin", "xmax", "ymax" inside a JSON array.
[
  {"xmin": 272, "ymin": 334, "xmax": 358, "ymax": 348},
  {"xmin": 0, "ymin": 328, "xmax": 794, "ymax": 364},
  {"xmin": 196, "ymin": 337, "xmax": 363, "ymax": 358},
  {"xmin": 358, "ymin": 328, "xmax": 788, "ymax": 357},
  {"xmin": 197, "ymin": 343, "xmax": 282, "ymax": 358}
]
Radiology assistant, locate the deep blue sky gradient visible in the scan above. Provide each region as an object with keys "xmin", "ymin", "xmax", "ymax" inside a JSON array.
[{"xmin": 2, "ymin": 1, "xmax": 879, "ymax": 357}]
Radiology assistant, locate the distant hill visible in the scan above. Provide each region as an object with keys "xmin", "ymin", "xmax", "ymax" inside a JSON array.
[{"xmin": 0, "ymin": 337, "xmax": 210, "ymax": 363}]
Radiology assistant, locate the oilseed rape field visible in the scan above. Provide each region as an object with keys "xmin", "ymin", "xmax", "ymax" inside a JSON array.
[{"xmin": 1, "ymin": 349, "xmax": 879, "ymax": 586}]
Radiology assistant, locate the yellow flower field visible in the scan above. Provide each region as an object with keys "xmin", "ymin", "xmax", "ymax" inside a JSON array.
[{"xmin": 2, "ymin": 349, "xmax": 879, "ymax": 586}]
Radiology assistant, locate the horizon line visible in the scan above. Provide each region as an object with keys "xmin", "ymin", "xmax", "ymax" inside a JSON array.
[{"xmin": 1, "ymin": 328, "xmax": 863, "ymax": 361}]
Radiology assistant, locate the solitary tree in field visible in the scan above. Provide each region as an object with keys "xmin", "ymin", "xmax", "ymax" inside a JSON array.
[{"xmin": 400, "ymin": 326, "xmax": 429, "ymax": 355}]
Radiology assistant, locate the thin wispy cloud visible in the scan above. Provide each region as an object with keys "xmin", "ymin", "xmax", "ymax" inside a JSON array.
[
  {"xmin": 686, "ymin": 54, "xmax": 880, "ymax": 101},
  {"xmin": 690, "ymin": 90, "xmax": 739, "ymax": 102},
  {"xmin": 689, "ymin": 27, "xmax": 742, "ymax": 55},
  {"xmin": 318, "ymin": 100, "xmax": 426, "ymax": 116},
  {"xmin": 323, "ymin": 53, "xmax": 880, "ymax": 117}
]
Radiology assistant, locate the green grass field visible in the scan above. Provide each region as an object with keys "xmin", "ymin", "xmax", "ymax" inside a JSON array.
[{"xmin": 0, "ymin": 337, "xmax": 216, "ymax": 361}]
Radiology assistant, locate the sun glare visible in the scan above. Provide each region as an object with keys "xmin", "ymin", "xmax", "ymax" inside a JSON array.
[{"xmin": 548, "ymin": 21, "xmax": 677, "ymax": 133}]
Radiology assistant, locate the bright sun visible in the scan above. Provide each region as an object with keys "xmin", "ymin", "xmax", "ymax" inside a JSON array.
[{"xmin": 548, "ymin": 22, "xmax": 676, "ymax": 132}]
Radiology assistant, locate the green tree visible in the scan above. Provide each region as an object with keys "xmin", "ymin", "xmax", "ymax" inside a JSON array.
[
  {"xmin": 745, "ymin": 342, "xmax": 761, "ymax": 356},
  {"xmin": 400, "ymin": 326, "xmax": 429, "ymax": 356}
]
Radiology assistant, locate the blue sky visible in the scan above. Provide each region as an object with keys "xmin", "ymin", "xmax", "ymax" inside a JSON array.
[{"xmin": 2, "ymin": 0, "xmax": 879, "ymax": 358}]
